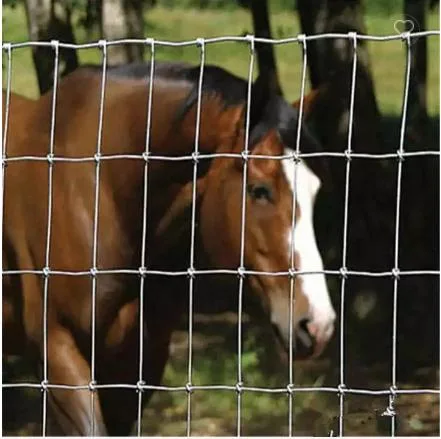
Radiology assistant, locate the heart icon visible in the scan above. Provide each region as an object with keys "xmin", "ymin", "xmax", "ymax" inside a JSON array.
[{"xmin": 394, "ymin": 19, "xmax": 415, "ymax": 34}]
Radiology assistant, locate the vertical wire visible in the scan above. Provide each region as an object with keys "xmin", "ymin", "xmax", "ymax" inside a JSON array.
[
  {"xmin": 186, "ymin": 38, "xmax": 206, "ymax": 438},
  {"xmin": 389, "ymin": 32, "xmax": 412, "ymax": 436},
  {"xmin": 287, "ymin": 34, "xmax": 308, "ymax": 437},
  {"xmin": 89, "ymin": 40, "xmax": 108, "ymax": 436},
  {"xmin": 41, "ymin": 40, "xmax": 60, "ymax": 436},
  {"xmin": 1, "ymin": 46, "xmax": 12, "ymax": 385},
  {"xmin": 338, "ymin": 32, "xmax": 358, "ymax": 437},
  {"xmin": 2, "ymin": 43, "xmax": 12, "ymax": 166},
  {"xmin": 136, "ymin": 38, "xmax": 155, "ymax": 437},
  {"xmin": 1, "ymin": 44, "xmax": 12, "ymax": 248},
  {"xmin": 236, "ymin": 35, "xmax": 255, "ymax": 437}
]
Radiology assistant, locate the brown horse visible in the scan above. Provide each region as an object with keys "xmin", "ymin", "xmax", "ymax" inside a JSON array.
[{"xmin": 2, "ymin": 62, "xmax": 335, "ymax": 435}]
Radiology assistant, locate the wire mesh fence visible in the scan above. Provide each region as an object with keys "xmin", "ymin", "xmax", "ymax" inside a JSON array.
[{"xmin": 2, "ymin": 30, "xmax": 440, "ymax": 437}]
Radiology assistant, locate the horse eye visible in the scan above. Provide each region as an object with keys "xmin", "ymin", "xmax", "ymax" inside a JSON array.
[{"xmin": 247, "ymin": 183, "xmax": 273, "ymax": 203}]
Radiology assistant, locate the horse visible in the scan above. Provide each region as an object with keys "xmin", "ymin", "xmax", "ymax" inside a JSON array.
[{"xmin": 2, "ymin": 61, "xmax": 336, "ymax": 435}]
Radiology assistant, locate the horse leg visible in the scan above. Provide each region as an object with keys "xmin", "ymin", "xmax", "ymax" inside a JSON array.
[
  {"xmin": 97, "ymin": 334, "xmax": 140, "ymax": 435},
  {"xmin": 98, "ymin": 322, "xmax": 173, "ymax": 434},
  {"xmin": 98, "ymin": 282, "xmax": 183, "ymax": 435},
  {"xmin": 98, "ymin": 334, "xmax": 172, "ymax": 436},
  {"xmin": 45, "ymin": 325, "xmax": 107, "ymax": 436}
]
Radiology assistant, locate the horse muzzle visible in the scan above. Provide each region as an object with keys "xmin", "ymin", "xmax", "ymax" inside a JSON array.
[{"xmin": 272, "ymin": 317, "xmax": 335, "ymax": 360}]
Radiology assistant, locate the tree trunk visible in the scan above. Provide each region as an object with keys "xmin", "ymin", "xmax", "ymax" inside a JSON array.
[
  {"xmin": 52, "ymin": 0, "xmax": 79, "ymax": 80},
  {"xmin": 24, "ymin": 0, "xmax": 53, "ymax": 94},
  {"xmin": 296, "ymin": 0, "xmax": 382, "ymax": 155},
  {"xmin": 84, "ymin": 0, "xmax": 103, "ymax": 41},
  {"xmin": 296, "ymin": 0, "xmax": 327, "ymax": 88},
  {"xmin": 101, "ymin": 0, "xmax": 145, "ymax": 65},
  {"xmin": 250, "ymin": 0, "xmax": 282, "ymax": 95},
  {"xmin": 404, "ymin": 0, "xmax": 429, "ymax": 148},
  {"xmin": 24, "ymin": 0, "xmax": 78, "ymax": 95}
]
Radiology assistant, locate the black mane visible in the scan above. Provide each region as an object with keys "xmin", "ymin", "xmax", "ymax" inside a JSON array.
[
  {"xmin": 80, "ymin": 61, "xmax": 248, "ymax": 109},
  {"xmin": 79, "ymin": 61, "xmax": 319, "ymax": 151}
]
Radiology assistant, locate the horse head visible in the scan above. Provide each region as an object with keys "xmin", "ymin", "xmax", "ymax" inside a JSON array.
[{"xmin": 197, "ymin": 81, "xmax": 336, "ymax": 359}]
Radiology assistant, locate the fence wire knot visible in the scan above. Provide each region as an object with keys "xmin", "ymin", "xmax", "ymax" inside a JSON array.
[
  {"xmin": 196, "ymin": 38, "xmax": 205, "ymax": 51},
  {"xmin": 288, "ymin": 267, "xmax": 297, "ymax": 279},
  {"xmin": 42, "ymin": 266, "xmax": 50, "ymax": 278},
  {"xmin": 145, "ymin": 37, "xmax": 155, "ymax": 51},
  {"xmin": 94, "ymin": 152, "xmax": 101, "ymax": 163},
  {"xmin": 90, "ymin": 267, "xmax": 98, "ymax": 278},
  {"xmin": 401, "ymin": 31, "xmax": 412, "ymax": 42},
  {"xmin": 344, "ymin": 149, "xmax": 352, "ymax": 161},
  {"xmin": 348, "ymin": 31, "xmax": 358, "ymax": 49},
  {"xmin": 50, "ymin": 40, "xmax": 59, "ymax": 51},
  {"xmin": 382, "ymin": 388, "xmax": 397, "ymax": 418},
  {"xmin": 297, "ymin": 33, "xmax": 306, "ymax": 49},
  {"xmin": 290, "ymin": 150, "xmax": 301, "ymax": 163},
  {"xmin": 142, "ymin": 151, "xmax": 150, "ymax": 162},
  {"xmin": 136, "ymin": 380, "xmax": 146, "ymax": 393},
  {"xmin": 237, "ymin": 266, "xmax": 246, "ymax": 279},
  {"xmin": 185, "ymin": 382, "xmax": 193, "ymax": 394},
  {"xmin": 88, "ymin": 380, "xmax": 97, "ymax": 392},
  {"xmin": 392, "ymin": 267, "xmax": 400, "ymax": 280},
  {"xmin": 396, "ymin": 150, "xmax": 405, "ymax": 162},
  {"xmin": 187, "ymin": 267, "xmax": 196, "ymax": 279},
  {"xmin": 235, "ymin": 382, "xmax": 244, "ymax": 394},
  {"xmin": 338, "ymin": 383, "xmax": 347, "ymax": 395},
  {"xmin": 191, "ymin": 151, "xmax": 200, "ymax": 164},
  {"xmin": 40, "ymin": 380, "xmax": 48, "ymax": 392},
  {"xmin": 138, "ymin": 266, "xmax": 147, "ymax": 278},
  {"xmin": 3, "ymin": 42, "xmax": 11, "ymax": 52},
  {"xmin": 241, "ymin": 150, "xmax": 249, "ymax": 162},
  {"xmin": 390, "ymin": 385, "xmax": 398, "ymax": 396},
  {"xmin": 46, "ymin": 153, "xmax": 54, "ymax": 165},
  {"xmin": 339, "ymin": 267, "xmax": 348, "ymax": 279},
  {"xmin": 2, "ymin": 155, "xmax": 7, "ymax": 168},
  {"xmin": 286, "ymin": 383, "xmax": 295, "ymax": 395},
  {"xmin": 245, "ymin": 34, "xmax": 255, "ymax": 53}
]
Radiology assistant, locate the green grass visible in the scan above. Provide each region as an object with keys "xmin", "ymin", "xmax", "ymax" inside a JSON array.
[
  {"xmin": 139, "ymin": 322, "xmax": 334, "ymax": 436},
  {"xmin": 2, "ymin": 5, "xmax": 439, "ymax": 116}
]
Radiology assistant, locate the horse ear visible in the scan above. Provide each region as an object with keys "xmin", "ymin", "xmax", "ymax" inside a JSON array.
[{"xmin": 292, "ymin": 88, "xmax": 322, "ymax": 118}]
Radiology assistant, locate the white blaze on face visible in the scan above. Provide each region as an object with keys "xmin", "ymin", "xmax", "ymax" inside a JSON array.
[{"xmin": 282, "ymin": 151, "xmax": 336, "ymax": 342}]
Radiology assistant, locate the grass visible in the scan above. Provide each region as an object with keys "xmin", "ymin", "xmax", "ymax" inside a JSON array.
[
  {"xmin": 2, "ymin": 5, "xmax": 440, "ymax": 116},
  {"xmin": 136, "ymin": 320, "xmax": 335, "ymax": 436}
]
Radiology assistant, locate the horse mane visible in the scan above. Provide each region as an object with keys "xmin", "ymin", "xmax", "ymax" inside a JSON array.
[
  {"xmin": 77, "ymin": 61, "xmax": 310, "ymax": 150},
  {"xmin": 79, "ymin": 61, "xmax": 248, "ymax": 112}
]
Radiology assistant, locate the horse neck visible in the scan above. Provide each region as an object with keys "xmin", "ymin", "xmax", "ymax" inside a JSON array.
[{"xmin": 167, "ymin": 92, "xmax": 244, "ymax": 154}]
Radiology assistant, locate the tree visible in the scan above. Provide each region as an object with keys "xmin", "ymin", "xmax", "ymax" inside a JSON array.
[
  {"xmin": 249, "ymin": 0, "xmax": 282, "ymax": 95},
  {"xmin": 101, "ymin": 0, "xmax": 147, "ymax": 65},
  {"xmin": 81, "ymin": 0, "xmax": 103, "ymax": 41},
  {"xmin": 24, "ymin": 0, "xmax": 79, "ymax": 94},
  {"xmin": 405, "ymin": 0, "xmax": 429, "ymax": 147}
]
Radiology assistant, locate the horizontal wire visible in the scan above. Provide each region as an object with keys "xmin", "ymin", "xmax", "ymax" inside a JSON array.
[
  {"xmin": 2, "ymin": 268, "xmax": 439, "ymax": 277},
  {"xmin": 3, "ymin": 382, "xmax": 439, "ymax": 396},
  {"xmin": 2, "ymin": 30, "xmax": 440, "ymax": 50},
  {"xmin": 3, "ymin": 150, "xmax": 440, "ymax": 164}
]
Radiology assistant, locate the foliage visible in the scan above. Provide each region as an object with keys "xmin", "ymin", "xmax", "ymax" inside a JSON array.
[
  {"xmin": 1, "ymin": 0, "xmax": 424, "ymax": 14},
  {"xmin": 3, "ymin": 3, "xmax": 439, "ymax": 116}
]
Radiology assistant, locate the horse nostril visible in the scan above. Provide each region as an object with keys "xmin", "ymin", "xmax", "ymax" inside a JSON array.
[
  {"xmin": 298, "ymin": 318, "xmax": 310, "ymax": 330},
  {"xmin": 295, "ymin": 318, "xmax": 314, "ymax": 352}
]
